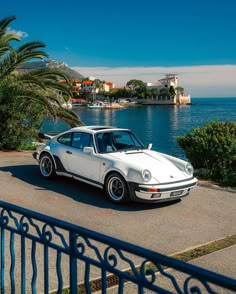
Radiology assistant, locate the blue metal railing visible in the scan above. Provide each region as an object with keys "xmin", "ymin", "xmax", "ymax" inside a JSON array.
[{"xmin": 0, "ymin": 200, "xmax": 235, "ymax": 293}]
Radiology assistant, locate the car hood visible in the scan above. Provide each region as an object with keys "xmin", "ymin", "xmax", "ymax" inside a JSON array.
[{"xmin": 107, "ymin": 150, "xmax": 190, "ymax": 182}]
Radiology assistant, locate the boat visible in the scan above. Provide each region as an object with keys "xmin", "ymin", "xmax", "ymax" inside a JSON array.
[
  {"xmin": 87, "ymin": 101, "xmax": 105, "ymax": 109},
  {"xmin": 87, "ymin": 101, "xmax": 125, "ymax": 110}
]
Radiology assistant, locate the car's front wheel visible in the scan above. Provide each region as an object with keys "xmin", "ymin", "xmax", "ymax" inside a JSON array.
[
  {"xmin": 105, "ymin": 173, "xmax": 130, "ymax": 203},
  {"xmin": 39, "ymin": 153, "xmax": 55, "ymax": 179}
]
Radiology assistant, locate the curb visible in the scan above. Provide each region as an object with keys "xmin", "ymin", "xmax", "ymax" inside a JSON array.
[
  {"xmin": 0, "ymin": 151, "xmax": 33, "ymax": 156},
  {"xmin": 198, "ymin": 180, "xmax": 236, "ymax": 194}
]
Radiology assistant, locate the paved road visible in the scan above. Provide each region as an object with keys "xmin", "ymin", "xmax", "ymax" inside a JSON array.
[
  {"xmin": 0, "ymin": 151, "xmax": 236, "ymax": 293},
  {"xmin": 0, "ymin": 151, "xmax": 235, "ymax": 256}
]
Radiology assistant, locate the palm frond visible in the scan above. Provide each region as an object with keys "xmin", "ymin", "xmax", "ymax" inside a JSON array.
[
  {"xmin": 42, "ymin": 80, "xmax": 72, "ymax": 98},
  {"xmin": 0, "ymin": 50, "xmax": 18, "ymax": 78},
  {"xmin": 0, "ymin": 32, "xmax": 19, "ymax": 59},
  {"xmin": 1, "ymin": 33, "xmax": 20, "ymax": 43},
  {"xmin": 15, "ymin": 92, "xmax": 58, "ymax": 120},
  {"xmin": 12, "ymin": 72, "xmax": 47, "ymax": 90},
  {"xmin": 0, "ymin": 16, "xmax": 16, "ymax": 34},
  {"xmin": 0, "ymin": 45, "xmax": 12, "ymax": 57},
  {"xmin": 29, "ymin": 67, "xmax": 71, "ymax": 81},
  {"xmin": 17, "ymin": 41, "xmax": 46, "ymax": 53},
  {"xmin": 16, "ymin": 50, "xmax": 48, "ymax": 64},
  {"xmin": 54, "ymin": 107, "xmax": 83, "ymax": 127}
]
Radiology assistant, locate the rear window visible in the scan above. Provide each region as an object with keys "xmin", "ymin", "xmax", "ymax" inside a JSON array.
[{"xmin": 57, "ymin": 133, "xmax": 72, "ymax": 145}]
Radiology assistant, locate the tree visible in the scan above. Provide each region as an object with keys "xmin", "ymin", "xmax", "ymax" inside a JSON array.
[
  {"xmin": 176, "ymin": 86, "xmax": 184, "ymax": 95},
  {"xmin": 146, "ymin": 88, "xmax": 159, "ymax": 99},
  {"xmin": 169, "ymin": 85, "xmax": 176, "ymax": 97},
  {"xmin": 159, "ymin": 87, "xmax": 169, "ymax": 94},
  {"xmin": 126, "ymin": 79, "xmax": 145, "ymax": 91},
  {"xmin": 0, "ymin": 16, "xmax": 82, "ymax": 150},
  {"xmin": 93, "ymin": 79, "xmax": 105, "ymax": 92}
]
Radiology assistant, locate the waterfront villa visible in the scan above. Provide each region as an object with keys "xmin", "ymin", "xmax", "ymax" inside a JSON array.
[{"xmin": 143, "ymin": 74, "xmax": 191, "ymax": 105}]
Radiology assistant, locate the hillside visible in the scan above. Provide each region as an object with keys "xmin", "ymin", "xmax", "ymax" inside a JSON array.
[{"xmin": 20, "ymin": 60, "xmax": 84, "ymax": 79}]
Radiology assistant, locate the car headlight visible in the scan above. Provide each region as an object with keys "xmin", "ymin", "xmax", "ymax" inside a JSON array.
[
  {"xmin": 185, "ymin": 163, "xmax": 194, "ymax": 175},
  {"xmin": 142, "ymin": 169, "xmax": 152, "ymax": 182}
]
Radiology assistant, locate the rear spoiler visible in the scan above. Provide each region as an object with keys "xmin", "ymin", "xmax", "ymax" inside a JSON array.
[{"xmin": 38, "ymin": 132, "xmax": 61, "ymax": 140}]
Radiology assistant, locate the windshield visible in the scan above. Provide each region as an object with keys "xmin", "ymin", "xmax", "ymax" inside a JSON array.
[{"xmin": 95, "ymin": 130, "xmax": 145, "ymax": 153}]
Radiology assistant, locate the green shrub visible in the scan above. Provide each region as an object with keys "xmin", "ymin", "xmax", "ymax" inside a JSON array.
[
  {"xmin": 0, "ymin": 102, "xmax": 43, "ymax": 151},
  {"xmin": 177, "ymin": 121, "xmax": 236, "ymax": 186}
]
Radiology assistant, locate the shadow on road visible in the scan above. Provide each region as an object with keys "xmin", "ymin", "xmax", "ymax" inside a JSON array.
[{"xmin": 0, "ymin": 164, "xmax": 181, "ymax": 211}]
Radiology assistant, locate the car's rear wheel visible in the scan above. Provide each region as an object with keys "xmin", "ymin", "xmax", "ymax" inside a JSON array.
[
  {"xmin": 39, "ymin": 153, "xmax": 55, "ymax": 179},
  {"xmin": 105, "ymin": 173, "xmax": 130, "ymax": 203}
]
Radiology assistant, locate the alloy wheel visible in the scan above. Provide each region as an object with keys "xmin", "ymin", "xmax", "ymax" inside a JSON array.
[
  {"xmin": 40, "ymin": 155, "xmax": 54, "ymax": 177},
  {"xmin": 107, "ymin": 176, "xmax": 125, "ymax": 201}
]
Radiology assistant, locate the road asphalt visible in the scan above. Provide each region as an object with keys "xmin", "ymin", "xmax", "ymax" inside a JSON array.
[{"xmin": 0, "ymin": 151, "xmax": 235, "ymax": 293}]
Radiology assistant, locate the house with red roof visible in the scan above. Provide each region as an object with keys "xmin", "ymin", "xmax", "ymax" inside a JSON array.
[
  {"xmin": 81, "ymin": 80, "xmax": 94, "ymax": 92},
  {"xmin": 105, "ymin": 81, "xmax": 115, "ymax": 91}
]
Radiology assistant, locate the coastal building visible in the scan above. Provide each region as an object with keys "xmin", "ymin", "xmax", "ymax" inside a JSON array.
[
  {"xmin": 60, "ymin": 78, "xmax": 81, "ymax": 95},
  {"xmin": 143, "ymin": 74, "xmax": 191, "ymax": 105},
  {"xmin": 105, "ymin": 81, "xmax": 115, "ymax": 91},
  {"xmin": 81, "ymin": 80, "xmax": 94, "ymax": 92}
]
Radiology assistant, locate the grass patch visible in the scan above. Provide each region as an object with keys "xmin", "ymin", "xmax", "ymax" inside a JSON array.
[{"xmin": 172, "ymin": 234, "xmax": 236, "ymax": 262}]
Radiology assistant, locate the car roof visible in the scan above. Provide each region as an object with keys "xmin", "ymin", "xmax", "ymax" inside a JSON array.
[{"xmin": 68, "ymin": 125, "xmax": 130, "ymax": 135}]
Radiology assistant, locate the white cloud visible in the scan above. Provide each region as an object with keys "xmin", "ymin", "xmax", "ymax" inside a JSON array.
[
  {"xmin": 6, "ymin": 27, "xmax": 28, "ymax": 39},
  {"xmin": 72, "ymin": 65, "xmax": 236, "ymax": 97}
]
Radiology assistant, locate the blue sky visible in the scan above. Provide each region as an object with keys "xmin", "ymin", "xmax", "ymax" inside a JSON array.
[{"xmin": 2, "ymin": 0, "xmax": 236, "ymax": 97}]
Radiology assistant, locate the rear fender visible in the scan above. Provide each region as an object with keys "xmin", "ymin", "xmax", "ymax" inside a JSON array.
[{"xmin": 39, "ymin": 150, "xmax": 58, "ymax": 170}]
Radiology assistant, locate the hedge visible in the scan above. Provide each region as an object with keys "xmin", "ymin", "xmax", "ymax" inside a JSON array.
[{"xmin": 177, "ymin": 121, "xmax": 236, "ymax": 186}]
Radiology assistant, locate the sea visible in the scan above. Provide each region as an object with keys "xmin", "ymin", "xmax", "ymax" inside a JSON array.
[{"xmin": 41, "ymin": 98, "xmax": 236, "ymax": 158}]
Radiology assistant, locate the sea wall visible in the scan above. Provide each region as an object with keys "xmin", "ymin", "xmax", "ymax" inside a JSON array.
[{"xmin": 177, "ymin": 94, "xmax": 191, "ymax": 104}]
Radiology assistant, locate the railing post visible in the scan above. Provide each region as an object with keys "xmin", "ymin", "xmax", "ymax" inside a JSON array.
[
  {"xmin": 69, "ymin": 231, "xmax": 77, "ymax": 294},
  {"xmin": 1, "ymin": 228, "xmax": 5, "ymax": 294},
  {"xmin": 10, "ymin": 232, "xmax": 15, "ymax": 293},
  {"xmin": 44, "ymin": 245, "xmax": 49, "ymax": 294},
  {"xmin": 21, "ymin": 236, "xmax": 26, "ymax": 294}
]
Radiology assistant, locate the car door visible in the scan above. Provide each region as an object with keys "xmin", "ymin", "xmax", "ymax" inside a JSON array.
[{"xmin": 65, "ymin": 132, "xmax": 102, "ymax": 184}]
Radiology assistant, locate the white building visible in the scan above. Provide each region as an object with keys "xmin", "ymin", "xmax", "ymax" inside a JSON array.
[{"xmin": 144, "ymin": 74, "xmax": 191, "ymax": 105}]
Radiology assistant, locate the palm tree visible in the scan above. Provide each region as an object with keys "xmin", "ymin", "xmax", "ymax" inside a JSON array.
[{"xmin": 0, "ymin": 16, "xmax": 82, "ymax": 150}]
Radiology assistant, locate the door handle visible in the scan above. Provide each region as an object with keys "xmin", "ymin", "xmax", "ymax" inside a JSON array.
[{"xmin": 66, "ymin": 151, "xmax": 72, "ymax": 154}]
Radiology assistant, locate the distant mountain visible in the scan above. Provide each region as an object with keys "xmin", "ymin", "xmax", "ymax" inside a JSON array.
[{"xmin": 20, "ymin": 60, "xmax": 85, "ymax": 80}]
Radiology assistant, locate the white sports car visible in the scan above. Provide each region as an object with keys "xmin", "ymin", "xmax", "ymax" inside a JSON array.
[{"xmin": 33, "ymin": 126, "xmax": 197, "ymax": 203}]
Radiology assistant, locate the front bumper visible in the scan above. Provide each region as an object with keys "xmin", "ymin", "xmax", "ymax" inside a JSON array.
[{"xmin": 128, "ymin": 177, "xmax": 198, "ymax": 203}]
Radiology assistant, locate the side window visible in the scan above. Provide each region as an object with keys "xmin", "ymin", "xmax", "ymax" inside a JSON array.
[
  {"xmin": 96, "ymin": 133, "xmax": 104, "ymax": 153},
  {"xmin": 71, "ymin": 132, "xmax": 94, "ymax": 150},
  {"xmin": 71, "ymin": 132, "xmax": 83, "ymax": 149},
  {"xmin": 57, "ymin": 133, "xmax": 72, "ymax": 146}
]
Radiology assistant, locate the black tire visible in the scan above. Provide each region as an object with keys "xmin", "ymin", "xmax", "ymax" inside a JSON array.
[
  {"xmin": 105, "ymin": 173, "xmax": 130, "ymax": 203},
  {"xmin": 39, "ymin": 153, "xmax": 56, "ymax": 179}
]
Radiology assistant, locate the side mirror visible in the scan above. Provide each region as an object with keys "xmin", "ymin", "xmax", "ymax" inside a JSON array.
[
  {"xmin": 83, "ymin": 146, "xmax": 94, "ymax": 154},
  {"xmin": 147, "ymin": 143, "xmax": 152, "ymax": 150}
]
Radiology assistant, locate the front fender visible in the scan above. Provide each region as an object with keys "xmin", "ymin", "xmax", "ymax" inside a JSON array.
[{"xmin": 102, "ymin": 164, "xmax": 143, "ymax": 185}]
